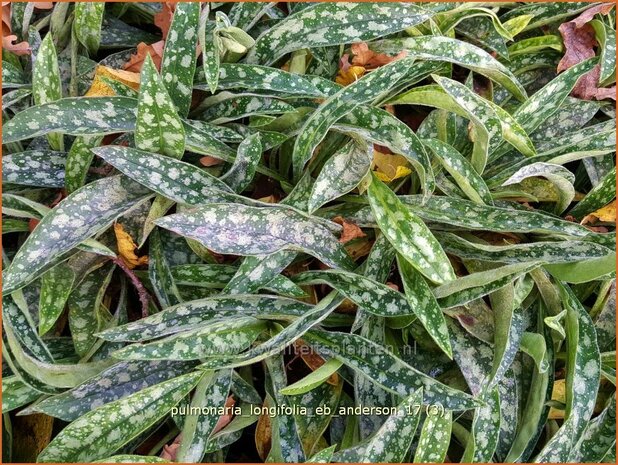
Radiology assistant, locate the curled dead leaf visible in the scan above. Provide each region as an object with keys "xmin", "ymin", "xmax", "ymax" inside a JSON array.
[
  {"xmin": 124, "ymin": 41, "xmax": 165, "ymax": 73},
  {"xmin": 113, "ymin": 222, "xmax": 149, "ymax": 269},
  {"xmin": 154, "ymin": 2, "xmax": 176, "ymax": 39},
  {"xmin": 581, "ymin": 200, "xmax": 616, "ymax": 225},
  {"xmin": 373, "ymin": 150, "xmax": 412, "ymax": 182},
  {"xmin": 333, "ymin": 216, "xmax": 366, "ymax": 244},
  {"xmin": 199, "ymin": 156, "xmax": 225, "ymax": 167},
  {"xmin": 85, "ymin": 66, "xmax": 140, "ymax": 97},
  {"xmin": 558, "ymin": 4, "xmax": 616, "ymax": 100}
]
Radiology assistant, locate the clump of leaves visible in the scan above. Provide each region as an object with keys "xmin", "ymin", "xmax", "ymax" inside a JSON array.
[{"xmin": 1, "ymin": 2, "xmax": 616, "ymax": 463}]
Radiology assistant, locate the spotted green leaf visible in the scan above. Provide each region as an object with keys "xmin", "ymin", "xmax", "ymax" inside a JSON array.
[
  {"xmin": 31, "ymin": 360, "xmax": 196, "ymax": 421},
  {"xmin": 246, "ymin": 3, "xmax": 435, "ymax": 65},
  {"xmin": 73, "ymin": 2, "xmax": 104, "ymax": 54},
  {"xmin": 97, "ymin": 295, "xmax": 312, "ymax": 343},
  {"xmin": 414, "ymin": 409, "xmax": 452, "ymax": 463},
  {"xmin": 2, "ymin": 97, "xmax": 137, "ymax": 143},
  {"xmin": 374, "ymin": 35, "xmax": 526, "ymax": 101},
  {"xmin": 155, "ymin": 203, "xmax": 354, "ymax": 270},
  {"xmin": 568, "ymin": 166, "xmax": 616, "ymax": 219},
  {"xmin": 221, "ymin": 132, "xmax": 262, "ymax": 193},
  {"xmin": 2, "ymin": 376, "xmax": 42, "ymax": 413},
  {"xmin": 176, "ymin": 369, "xmax": 233, "ymax": 462},
  {"xmin": 38, "ymin": 263, "xmax": 75, "ymax": 336},
  {"xmin": 37, "ymin": 372, "xmax": 204, "ymax": 462},
  {"xmin": 334, "ymin": 389, "xmax": 423, "ymax": 462},
  {"xmin": 397, "ymin": 255, "xmax": 452, "ymax": 358},
  {"xmin": 200, "ymin": 95, "xmax": 295, "ymax": 124},
  {"xmin": 462, "ymin": 388, "xmax": 501, "ymax": 462},
  {"xmin": 437, "ymin": 232, "xmax": 614, "ymax": 264},
  {"xmin": 161, "ymin": 1, "xmax": 200, "ymax": 117},
  {"xmin": 196, "ymin": 63, "xmax": 325, "ymax": 97},
  {"xmin": 2, "ymin": 150, "xmax": 66, "ymax": 188},
  {"xmin": 423, "ymin": 138, "xmax": 493, "ymax": 205},
  {"xmin": 32, "ymin": 32, "xmax": 63, "ymax": 150},
  {"xmin": 292, "ymin": 57, "xmax": 414, "ymax": 179},
  {"xmin": 308, "ymin": 139, "xmax": 372, "ymax": 212},
  {"xmin": 367, "ymin": 173, "xmax": 455, "ymax": 284},
  {"xmin": 65, "ymin": 136, "xmax": 102, "ymax": 193},
  {"xmin": 434, "ymin": 262, "xmax": 541, "ymax": 308},
  {"xmin": 293, "ymin": 269, "xmax": 414, "ymax": 318},
  {"xmin": 136, "ymin": 55, "xmax": 185, "ymax": 158},
  {"xmin": 2, "ymin": 176, "xmax": 151, "ymax": 295},
  {"xmin": 304, "ymin": 329, "xmax": 480, "ymax": 410},
  {"xmin": 534, "ymin": 282, "xmax": 601, "ymax": 462}
]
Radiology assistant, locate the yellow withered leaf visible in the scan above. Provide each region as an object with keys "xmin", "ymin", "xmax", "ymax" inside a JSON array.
[
  {"xmin": 113, "ymin": 223, "xmax": 148, "ymax": 269},
  {"xmin": 581, "ymin": 200, "xmax": 616, "ymax": 225},
  {"xmin": 548, "ymin": 379, "xmax": 566, "ymax": 419},
  {"xmin": 335, "ymin": 65, "xmax": 366, "ymax": 86},
  {"xmin": 373, "ymin": 150, "xmax": 412, "ymax": 182},
  {"xmin": 85, "ymin": 66, "xmax": 141, "ymax": 97}
]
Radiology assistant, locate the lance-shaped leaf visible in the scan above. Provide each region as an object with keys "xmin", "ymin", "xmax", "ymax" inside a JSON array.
[
  {"xmin": 2, "ymin": 97, "xmax": 137, "ymax": 143},
  {"xmin": 292, "ymin": 57, "xmax": 413, "ymax": 179},
  {"xmin": 37, "ymin": 372, "xmax": 204, "ymax": 463},
  {"xmin": 32, "ymin": 33, "xmax": 63, "ymax": 150},
  {"xmin": 280, "ymin": 358, "xmax": 343, "ymax": 396},
  {"xmin": 155, "ymin": 203, "xmax": 354, "ymax": 270},
  {"xmin": 347, "ymin": 194, "xmax": 604, "ymax": 239},
  {"xmin": 68, "ymin": 264, "xmax": 114, "ymax": 357},
  {"xmin": 568, "ymin": 167, "xmax": 616, "ymax": 219},
  {"xmin": 31, "ymin": 360, "xmax": 197, "ymax": 421},
  {"xmin": 308, "ymin": 139, "xmax": 372, "ymax": 212},
  {"xmin": 374, "ymin": 36, "xmax": 526, "ymax": 100},
  {"xmin": 304, "ymin": 329, "xmax": 480, "ymax": 410},
  {"xmin": 113, "ymin": 317, "xmax": 267, "ymax": 361},
  {"xmin": 413, "ymin": 409, "xmax": 452, "ymax": 463},
  {"xmin": 97, "ymin": 295, "xmax": 312, "ymax": 343},
  {"xmin": 590, "ymin": 19, "xmax": 616, "ymax": 86},
  {"xmin": 74, "ymin": 2, "xmax": 104, "ymax": 54},
  {"xmin": 334, "ymin": 104, "xmax": 435, "ymax": 199},
  {"xmin": 461, "ymin": 388, "xmax": 501, "ymax": 462},
  {"xmin": 2, "ymin": 376, "xmax": 42, "ymax": 413},
  {"xmin": 367, "ymin": 173, "xmax": 455, "ymax": 284},
  {"xmin": 196, "ymin": 63, "xmax": 325, "ymax": 97},
  {"xmin": 570, "ymin": 393, "xmax": 616, "ymax": 462},
  {"xmin": 502, "ymin": 162, "xmax": 575, "ymax": 214},
  {"xmin": 3, "ymin": 295, "xmax": 54, "ymax": 364},
  {"xmin": 136, "ymin": 55, "xmax": 185, "ymax": 158},
  {"xmin": 148, "ymin": 228, "xmax": 182, "ymax": 308},
  {"xmin": 65, "ymin": 135, "xmax": 102, "ymax": 193},
  {"xmin": 221, "ymin": 132, "xmax": 262, "ymax": 193},
  {"xmin": 2, "ymin": 150, "xmax": 66, "ymax": 188},
  {"xmin": 246, "ymin": 3, "xmax": 434, "ymax": 65},
  {"xmin": 334, "ymin": 389, "xmax": 423, "ymax": 462},
  {"xmin": 200, "ymin": 95, "xmax": 295, "ymax": 124},
  {"xmin": 433, "ymin": 262, "xmax": 541, "ymax": 308},
  {"xmin": 161, "ymin": 2, "xmax": 200, "ymax": 117},
  {"xmin": 423, "ymin": 138, "xmax": 492, "ymax": 204},
  {"xmin": 293, "ymin": 269, "xmax": 414, "ymax": 317},
  {"xmin": 436, "ymin": 232, "xmax": 614, "ymax": 264},
  {"xmin": 38, "ymin": 263, "xmax": 75, "ymax": 336},
  {"xmin": 92, "ymin": 456, "xmax": 168, "ymax": 463},
  {"xmin": 3, "ymin": 175, "xmax": 151, "ymax": 294},
  {"xmin": 534, "ymin": 282, "xmax": 601, "ymax": 462},
  {"xmin": 176, "ymin": 370, "xmax": 233, "ymax": 462},
  {"xmin": 397, "ymin": 255, "xmax": 452, "ymax": 358},
  {"xmin": 92, "ymin": 145, "xmax": 246, "ymax": 208},
  {"xmin": 228, "ymin": 1, "xmax": 276, "ymax": 30},
  {"xmin": 223, "ymin": 250, "xmax": 297, "ymax": 295}
]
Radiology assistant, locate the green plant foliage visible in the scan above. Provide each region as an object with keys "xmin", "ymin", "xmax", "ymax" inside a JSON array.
[{"xmin": 1, "ymin": 2, "xmax": 615, "ymax": 463}]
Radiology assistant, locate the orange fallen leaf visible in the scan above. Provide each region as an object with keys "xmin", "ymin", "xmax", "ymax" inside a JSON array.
[
  {"xmin": 199, "ymin": 155, "xmax": 225, "ymax": 167},
  {"xmin": 113, "ymin": 223, "xmax": 148, "ymax": 269},
  {"xmin": 335, "ymin": 62, "xmax": 366, "ymax": 86},
  {"xmin": 350, "ymin": 42, "xmax": 408, "ymax": 70},
  {"xmin": 154, "ymin": 2, "xmax": 176, "ymax": 38},
  {"xmin": 581, "ymin": 200, "xmax": 616, "ymax": 224},
  {"xmin": 3, "ymin": 34, "xmax": 31, "ymax": 55},
  {"xmin": 333, "ymin": 216, "xmax": 366, "ymax": 244},
  {"xmin": 123, "ymin": 40, "xmax": 165, "ymax": 73},
  {"xmin": 85, "ymin": 65, "xmax": 140, "ymax": 97}
]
